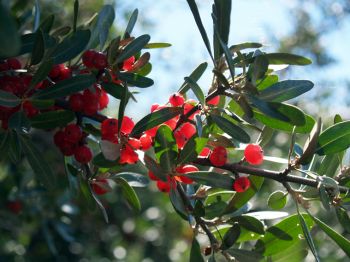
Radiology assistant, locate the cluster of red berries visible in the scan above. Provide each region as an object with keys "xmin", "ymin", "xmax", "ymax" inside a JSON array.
[
  {"xmin": 101, "ymin": 116, "xmax": 153, "ymax": 164},
  {"xmin": 54, "ymin": 124, "xmax": 93, "ymax": 164},
  {"xmin": 148, "ymin": 164, "xmax": 198, "ymax": 193}
]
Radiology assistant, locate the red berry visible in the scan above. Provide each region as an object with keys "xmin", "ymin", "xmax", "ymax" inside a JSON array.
[
  {"xmin": 54, "ymin": 130, "xmax": 65, "ymax": 147},
  {"xmin": 119, "ymin": 145, "xmax": 138, "ymax": 164},
  {"xmin": 209, "ymin": 146, "xmax": 227, "ymax": 166},
  {"xmin": 74, "ymin": 145, "xmax": 93, "ymax": 163},
  {"xmin": 244, "ymin": 144, "xmax": 263, "ymax": 165},
  {"xmin": 22, "ymin": 101, "xmax": 39, "ymax": 118},
  {"xmin": 156, "ymin": 177, "xmax": 175, "ymax": 193},
  {"xmin": 82, "ymin": 50, "xmax": 96, "ymax": 68},
  {"xmin": 99, "ymin": 89, "xmax": 109, "ymax": 109},
  {"xmin": 199, "ymin": 147, "xmax": 211, "ymax": 157},
  {"xmin": 6, "ymin": 200, "xmax": 22, "ymax": 214},
  {"xmin": 233, "ymin": 177, "xmax": 251, "ymax": 193},
  {"xmin": 122, "ymin": 56, "xmax": 135, "ymax": 71},
  {"xmin": 60, "ymin": 141, "xmax": 77, "ymax": 156},
  {"xmin": 150, "ymin": 103, "xmax": 160, "ymax": 112},
  {"xmin": 175, "ymin": 164, "xmax": 198, "ymax": 184},
  {"xmin": 120, "ymin": 116, "xmax": 134, "ymax": 135},
  {"xmin": 179, "ymin": 122, "xmax": 196, "ymax": 138},
  {"xmin": 69, "ymin": 93, "xmax": 84, "ymax": 112},
  {"xmin": 128, "ymin": 138, "xmax": 141, "ymax": 150},
  {"xmin": 7, "ymin": 58, "xmax": 21, "ymax": 69},
  {"xmin": 207, "ymin": 95, "xmax": 220, "ymax": 106},
  {"xmin": 101, "ymin": 118, "xmax": 119, "ymax": 143},
  {"xmin": 49, "ymin": 64, "xmax": 62, "ymax": 79},
  {"xmin": 169, "ymin": 93, "xmax": 185, "ymax": 107},
  {"xmin": 140, "ymin": 133, "xmax": 152, "ymax": 150},
  {"xmin": 91, "ymin": 179, "xmax": 110, "ymax": 195},
  {"xmin": 0, "ymin": 61, "xmax": 9, "ymax": 71},
  {"xmin": 148, "ymin": 171, "xmax": 159, "ymax": 181},
  {"xmin": 64, "ymin": 124, "xmax": 82, "ymax": 143},
  {"xmin": 164, "ymin": 117, "xmax": 177, "ymax": 130},
  {"xmin": 183, "ymin": 99, "xmax": 200, "ymax": 120},
  {"xmin": 93, "ymin": 52, "xmax": 108, "ymax": 70},
  {"xmin": 145, "ymin": 126, "xmax": 159, "ymax": 138},
  {"xmin": 59, "ymin": 65, "xmax": 72, "ymax": 80},
  {"xmin": 174, "ymin": 129, "xmax": 187, "ymax": 149}
]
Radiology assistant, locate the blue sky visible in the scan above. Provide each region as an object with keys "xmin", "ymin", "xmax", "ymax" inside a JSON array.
[{"xmin": 113, "ymin": 1, "xmax": 350, "ymax": 120}]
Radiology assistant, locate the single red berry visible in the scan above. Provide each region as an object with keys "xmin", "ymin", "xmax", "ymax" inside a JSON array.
[
  {"xmin": 122, "ymin": 56, "xmax": 135, "ymax": 71},
  {"xmin": 49, "ymin": 64, "xmax": 62, "ymax": 79},
  {"xmin": 209, "ymin": 146, "xmax": 227, "ymax": 166},
  {"xmin": 82, "ymin": 100, "xmax": 99, "ymax": 116},
  {"xmin": 128, "ymin": 138, "xmax": 141, "ymax": 150},
  {"xmin": 148, "ymin": 171, "xmax": 159, "ymax": 181},
  {"xmin": 140, "ymin": 133, "xmax": 152, "ymax": 150},
  {"xmin": 144, "ymin": 125, "xmax": 159, "ymax": 138},
  {"xmin": 174, "ymin": 129, "xmax": 187, "ymax": 149},
  {"xmin": 7, "ymin": 58, "xmax": 21, "ymax": 70},
  {"xmin": 119, "ymin": 145, "xmax": 138, "ymax": 164},
  {"xmin": 53, "ymin": 130, "xmax": 65, "ymax": 147},
  {"xmin": 183, "ymin": 99, "xmax": 200, "ymax": 120},
  {"xmin": 244, "ymin": 144, "xmax": 263, "ymax": 165},
  {"xmin": 164, "ymin": 117, "xmax": 177, "ymax": 130},
  {"xmin": 69, "ymin": 93, "xmax": 84, "ymax": 112},
  {"xmin": 74, "ymin": 145, "xmax": 93, "ymax": 163},
  {"xmin": 6, "ymin": 200, "xmax": 22, "ymax": 214},
  {"xmin": 101, "ymin": 118, "xmax": 119, "ymax": 143},
  {"xmin": 99, "ymin": 89, "xmax": 109, "ymax": 109},
  {"xmin": 91, "ymin": 179, "xmax": 110, "ymax": 195},
  {"xmin": 175, "ymin": 164, "xmax": 198, "ymax": 184},
  {"xmin": 120, "ymin": 116, "xmax": 134, "ymax": 135},
  {"xmin": 199, "ymin": 147, "xmax": 211, "ymax": 157},
  {"xmin": 64, "ymin": 124, "xmax": 82, "ymax": 143},
  {"xmin": 156, "ymin": 177, "xmax": 175, "ymax": 193},
  {"xmin": 58, "ymin": 65, "xmax": 72, "ymax": 80},
  {"xmin": 93, "ymin": 52, "xmax": 108, "ymax": 70},
  {"xmin": 207, "ymin": 95, "xmax": 220, "ymax": 106},
  {"xmin": 233, "ymin": 177, "xmax": 251, "ymax": 193},
  {"xmin": 60, "ymin": 141, "xmax": 77, "ymax": 156},
  {"xmin": 179, "ymin": 122, "xmax": 196, "ymax": 138},
  {"xmin": 22, "ymin": 101, "xmax": 39, "ymax": 118},
  {"xmin": 0, "ymin": 61, "xmax": 9, "ymax": 71},
  {"xmin": 169, "ymin": 93, "xmax": 185, "ymax": 107},
  {"xmin": 82, "ymin": 49, "xmax": 97, "ymax": 68},
  {"xmin": 150, "ymin": 103, "xmax": 160, "ymax": 112}
]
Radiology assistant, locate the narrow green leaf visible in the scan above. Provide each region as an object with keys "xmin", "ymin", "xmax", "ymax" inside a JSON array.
[
  {"xmin": 88, "ymin": 183, "xmax": 109, "ymax": 223},
  {"xmin": 264, "ymin": 53, "xmax": 312, "ymax": 65},
  {"xmin": 20, "ymin": 135, "xmax": 55, "ymax": 189},
  {"xmin": 184, "ymin": 171, "xmax": 235, "ymax": 190},
  {"xmin": 33, "ymin": 0, "xmax": 40, "ymax": 31},
  {"xmin": 118, "ymin": 72, "xmax": 154, "ymax": 88},
  {"xmin": 210, "ymin": 114, "xmax": 250, "ymax": 143},
  {"xmin": 231, "ymin": 215, "xmax": 265, "ymax": 235},
  {"xmin": 131, "ymin": 107, "xmax": 183, "ymax": 136},
  {"xmin": 8, "ymin": 111, "xmax": 30, "ymax": 130},
  {"xmin": 267, "ymin": 191, "xmax": 287, "ymax": 210},
  {"xmin": 0, "ymin": 90, "xmax": 21, "ymax": 107},
  {"xmin": 117, "ymin": 83, "xmax": 130, "ymax": 135},
  {"xmin": 190, "ymin": 237, "xmax": 204, "ymax": 262},
  {"xmin": 109, "ymin": 172, "xmax": 148, "ymax": 187},
  {"xmin": 116, "ymin": 35, "xmax": 150, "ymax": 64},
  {"xmin": 115, "ymin": 177, "xmax": 141, "ymax": 212},
  {"xmin": 249, "ymin": 55, "xmax": 269, "ymax": 84},
  {"xmin": 38, "ymin": 14, "xmax": 55, "ymax": 33},
  {"xmin": 336, "ymin": 207, "xmax": 350, "ymax": 234},
  {"xmin": 73, "ymin": 0, "xmax": 79, "ymax": 33},
  {"xmin": 0, "ymin": 3, "xmax": 20, "ymax": 57},
  {"xmin": 177, "ymin": 136, "xmax": 208, "ymax": 165},
  {"xmin": 257, "ymin": 74, "xmax": 279, "ymax": 91},
  {"xmin": 30, "ymin": 110, "xmax": 75, "ymax": 129},
  {"xmin": 179, "ymin": 62, "xmax": 208, "ymax": 94},
  {"xmin": 92, "ymin": 153, "xmax": 120, "ymax": 168},
  {"xmin": 101, "ymin": 82, "xmax": 128, "ymax": 100},
  {"xmin": 18, "ymin": 33, "xmax": 56, "ymax": 58},
  {"xmin": 312, "ymin": 215, "xmax": 350, "ymax": 257},
  {"xmin": 250, "ymin": 97, "xmax": 290, "ymax": 122},
  {"xmin": 186, "ymin": 0, "xmax": 214, "ymax": 62},
  {"xmin": 124, "ymin": 9, "xmax": 138, "ymax": 37},
  {"xmin": 259, "ymin": 80, "xmax": 314, "ymax": 102},
  {"xmin": 33, "ymin": 74, "xmax": 95, "ymax": 99},
  {"xmin": 8, "ymin": 131, "xmax": 22, "ymax": 163},
  {"xmin": 226, "ymin": 249, "xmax": 263, "ymax": 262},
  {"xmin": 184, "ymin": 76, "xmax": 205, "ymax": 105},
  {"xmin": 221, "ymin": 224, "xmax": 241, "ymax": 250},
  {"xmin": 31, "ymin": 29, "xmax": 45, "ymax": 65},
  {"xmin": 169, "ymin": 187, "xmax": 188, "ymax": 220},
  {"xmin": 30, "ymin": 59, "xmax": 53, "ymax": 87},
  {"xmin": 50, "ymin": 29, "xmax": 91, "ymax": 64},
  {"xmin": 154, "ymin": 125, "xmax": 178, "ymax": 172},
  {"xmin": 298, "ymin": 118, "xmax": 321, "ymax": 165},
  {"xmin": 316, "ymin": 121, "xmax": 350, "ymax": 155},
  {"xmin": 144, "ymin": 42, "xmax": 172, "ymax": 49},
  {"xmin": 30, "ymin": 99, "xmax": 54, "ymax": 110},
  {"xmin": 230, "ymin": 42, "xmax": 263, "ymax": 53}
]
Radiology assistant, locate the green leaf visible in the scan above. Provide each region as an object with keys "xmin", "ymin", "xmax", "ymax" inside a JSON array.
[
  {"xmin": 249, "ymin": 55, "xmax": 269, "ymax": 83},
  {"xmin": 20, "ymin": 135, "xmax": 55, "ymax": 189},
  {"xmin": 154, "ymin": 125, "xmax": 178, "ymax": 172},
  {"xmin": 190, "ymin": 237, "xmax": 204, "ymax": 262},
  {"xmin": 254, "ymin": 214, "xmax": 314, "ymax": 256},
  {"xmin": 0, "ymin": 3, "xmax": 20, "ymax": 57},
  {"xmin": 0, "ymin": 90, "xmax": 21, "ymax": 107},
  {"xmin": 221, "ymin": 223, "xmax": 241, "ymax": 250},
  {"xmin": 177, "ymin": 136, "xmax": 208, "ymax": 166},
  {"xmin": 144, "ymin": 42, "xmax": 172, "ymax": 49},
  {"xmin": 179, "ymin": 62, "xmax": 208, "ymax": 94},
  {"xmin": 88, "ymin": 182, "xmax": 109, "ymax": 223},
  {"xmin": 231, "ymin": 215, "xmax": 265, "ymax": 235},
  {"xmin": 169, "ymin": 187, "xmax": 188, "ymax": 220},
  {"xmin": 30, "ymin": 110, "xmax": 75, "ymax": 129},
  {"xmin": 311, "ymin": 215, "xmax": 350, "ymax": 257},
  {"xmin": 115, "ymin": 177, "xmax": 141, "ymax": 212},
  {"xmin": 210, "ymin": 114, "xmax": 250, "ymax": 143},
  {"xmin": 50, "ymin": 29, "xmax": 91, "ymax": 64},
  {"xmin": 184, "ymin": 171, "xmax": 235, "ymax": 190},
  {"xmin": 33, "ymin": 0, "xmax": 40, "ymax": 31},
  {"xmin": 229, "ymin": 42, "xmax": 263, "ymax": 53},
  {"xmin": 143, "ymin": 154, "xmax": 167, "ymax": 182},
  {"xmin": 33, "ymin": 74, "xmax": 95, "ymax": 99},
  {"xmin": 8, "ymin": 111, "xmax": 30, "ymax": 130},
  {"xmin": 319, "ymin": 184, "xmax": 331, "ymax": 210},
  {"xmin": 336, "ymin": 207, "xmax": 350, "ymax": 234},
  {"xmin": 30, "ymin": 99, "xmax": 54, "ymax": 110},
  {"xmin": 30, "ymin": 59, "xmax": 54, "ymax": 87},
  {"xmin": 316, "ymin": 121, "xmax": 350, "ymax": 155},
  {"xmin": 226, "ymin": 249, "xmax": 263, "ymax": 262},
  {"xmin": 109, "ymin": 172, "xmax": 148, "ymax": 187},
  {"xmin": 186, "ymin": 0, "xmax": 214, "ymax": 62},
  {"xmin": 267, "ymin": 191, "xmax": 287, "ymax": 210},
  {"xmin": 30, "ymin": 29, "xmax": 45, "ymax": 65},
  {"xmin": 124, "ymin": 9, "xmax": 138, "ymax": 38},
  {"xmin": 259, "ymin": 80, "xmax": 314, "ymax": 102},
  {"xmin": 131, "ymin": 107, "xmax": 183, "ymax": 136},
  {"xmin": 213, "ymin": 0, "xmax": 232, "ymax": 60},
  {"xmin": 73, "ymin": 0, "xmax": 79, "ymax": 33},
  {"xmin": 17, "ymin": 33, "xmax": 56, "ymax": 58},
  {"xmin": 117, "ymin": 83, "xmax": 130, "ymax": 135},
  {"xmin": 264, "ymin": 53, "xmax": 312, "ymax": 65},
  {"xmin": 88, "ymin": 5, "xmax": 115, "ymax": 49},
  {"xmin": 224, "ymin": 176, "xmax": 264, "ymax": 214},
  {"xmin": 39, "ymin": 14, "xmax": 55, "ymax": 33},
  {"xmin": 298, "ymin": 118, "xmax": 322, "ymax": 165},
  {"xmin": 118, "ymin": 72, "xmax": 154, "ymax": 88},
  {"xmin": 257, "ymin": 75, "xmax": 279, "ymax": 91},
  {"xmin": 116, "ymin": 35, "xmax": 150, "ymax": 64},
  {"xmin": 101, "ymin": 82, "xmax": 128, "ymax": 100},
  {"xmin": 92, "ymin": 152, "xmax": 120, "ymax": 168},
  {"xmin": 7, "ymin": 131, "xmax": 22, "ymax": 163},
  {"xmin": 184, "ymin": 76, "xmax": 205, "ymax": 105},
  {"xmin": 250, "ymin": 97, "xmax": 290, "ymax": 122}
]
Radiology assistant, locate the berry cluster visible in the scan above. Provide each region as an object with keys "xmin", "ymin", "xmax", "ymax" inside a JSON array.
[{"xmin": 54, "ymin": 124, "xmax": 93, "ymax": 164}]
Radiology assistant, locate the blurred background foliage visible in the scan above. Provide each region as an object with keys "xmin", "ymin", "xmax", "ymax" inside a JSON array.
[{"xmin": 1, "ymin": 0, "xmax": 350, "ymax": 261}]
